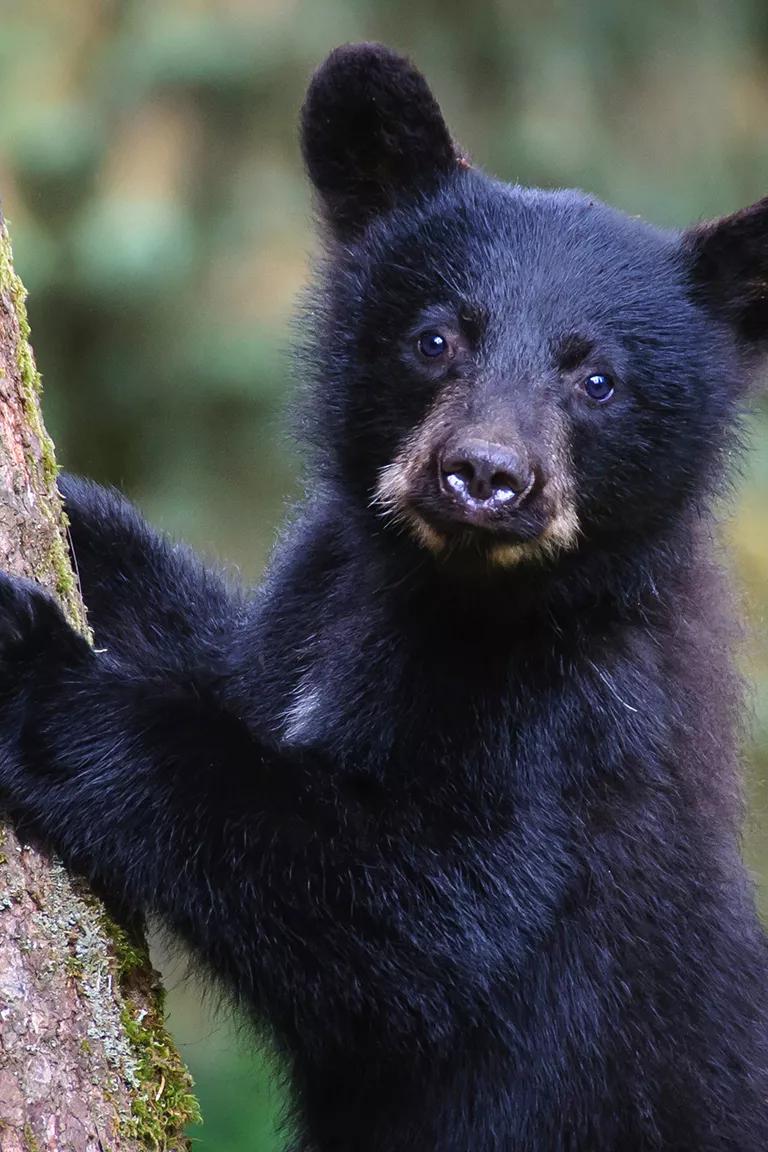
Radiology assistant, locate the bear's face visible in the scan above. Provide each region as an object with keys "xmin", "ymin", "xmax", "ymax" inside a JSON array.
[
  {"xmin": 301, "ymin": 45, "xmax": 768, "ymax": 571},
  {"xmin": 334, "ymin": 180, "xmax": 731, "ymax": 569}
]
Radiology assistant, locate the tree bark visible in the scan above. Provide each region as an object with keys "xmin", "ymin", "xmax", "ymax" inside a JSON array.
[{"xmin": 0, "ymin": 211, "xmax": 198, "ymax": 1151}]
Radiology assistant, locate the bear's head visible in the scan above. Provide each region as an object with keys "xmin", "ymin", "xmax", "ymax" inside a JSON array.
[{"xmin": 299, "ymin": 44, "xmax": 768, "ymax": 572}]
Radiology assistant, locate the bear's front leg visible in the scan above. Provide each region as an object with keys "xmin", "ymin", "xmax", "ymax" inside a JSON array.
[
  {"xmin": 0, "ymin": 570, "xmax": 296, "ymax": 1014},
  {"xmin": 0, "ymin": 574, "xmax": 93, "ymax": 785},
  {"xmin": 57, "ymin": 474, "xmax": 242, "ymax": 670}
]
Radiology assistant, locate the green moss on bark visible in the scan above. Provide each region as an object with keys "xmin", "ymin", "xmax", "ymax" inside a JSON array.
[
  {"xmin": 0, "ymin": 215, "xmax": 87, "ymax": 633},
  {"xmin": 105, "ymin": 914, "xmax": 201, "ymax": 1148}
]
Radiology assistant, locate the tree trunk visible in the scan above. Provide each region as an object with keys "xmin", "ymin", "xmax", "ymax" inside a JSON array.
[{"xmin": 0, "ymin": 211, "xmax": 199, "ymax": 1151}]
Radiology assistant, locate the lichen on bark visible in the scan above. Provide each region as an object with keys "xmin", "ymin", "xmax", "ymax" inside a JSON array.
[{"xmin": 0, "ymin": 211, "xmax": 199, "ymax": 1150}]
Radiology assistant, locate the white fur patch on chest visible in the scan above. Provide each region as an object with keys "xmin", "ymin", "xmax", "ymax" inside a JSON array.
[{"xmin": 280, "ymin": 669, "xmax": 324, "ymax": 744}]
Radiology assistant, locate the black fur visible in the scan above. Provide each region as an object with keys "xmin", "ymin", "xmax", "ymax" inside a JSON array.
[
  {"xmin": 301, "ymin": 43, "xmax": 462, "ymax": 239},
  {"xmin": 2, "ymin": 43, "xmax": 768, "ymax": 1152},
  {"xmin": 685, "ymin": 195, "xmax": 768, "ymax": 344}
]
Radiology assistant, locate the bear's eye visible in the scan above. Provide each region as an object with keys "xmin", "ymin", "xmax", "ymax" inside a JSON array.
[
  {"xmin": 581, "ymin": 373, "xmax": 615, "ymax": 403},
  {"xmin": 417, "ymin": 331, "xmax": 449, "ymax": 359}
]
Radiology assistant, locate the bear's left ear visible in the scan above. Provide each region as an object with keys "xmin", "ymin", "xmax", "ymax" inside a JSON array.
[
  {"xmin": 684, "ymin": 196, "xmax": 768, "ymax": 348},
  {"xmin": 300, "ymin": 43, "xmax": 465, "ymax": 240}
]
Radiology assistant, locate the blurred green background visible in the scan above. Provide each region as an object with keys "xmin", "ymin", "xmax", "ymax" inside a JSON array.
[{"xmin": 1, "ymin": 0, "xmax": 767, "ymax": 1147}]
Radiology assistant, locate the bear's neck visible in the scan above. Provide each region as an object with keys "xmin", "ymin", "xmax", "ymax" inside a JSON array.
[
  {"xmin": 328, "ymin": 499, "xmax": 700, "ymax": 636},
  {"xmin": 251, "ymin": 501, "xmax": 720, "ymax": 793}
]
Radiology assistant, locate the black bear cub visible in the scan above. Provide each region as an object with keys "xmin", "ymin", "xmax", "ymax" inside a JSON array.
[{"xmin": 2, "ymin": 42, "xmax": 768, "ymax": 1152}]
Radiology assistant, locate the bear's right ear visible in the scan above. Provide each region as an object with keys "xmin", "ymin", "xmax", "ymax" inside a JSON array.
[
  {"xmin": 300, "ymin": 43, "xmax": 465, "ymax": 241},
  {"xmin": 683, "ymin": 196, "xmax": 768, "ymax": 349}
]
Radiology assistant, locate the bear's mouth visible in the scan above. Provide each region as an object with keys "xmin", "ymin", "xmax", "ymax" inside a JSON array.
[
  {"xmin": 373, "ymin": 432, "xmax": 581, "ymax": 569},
  {"xmin": 374, "ymin": 468, "xmax": 580, "ymax": 568},
  {"xmin": 406, "ymin": 498, "xmax": 579, "ymax": 568}
]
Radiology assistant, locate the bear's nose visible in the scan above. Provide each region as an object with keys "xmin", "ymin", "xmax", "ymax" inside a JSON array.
[{"xmin": 440, "ymin": 439, "xmax": 535, "ymax": 508}]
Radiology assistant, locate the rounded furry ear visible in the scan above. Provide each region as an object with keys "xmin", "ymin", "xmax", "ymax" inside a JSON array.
[
  {"xmin": 300, "ymin": 43, "xmax": 464, "ymax": 240},
  {"xmin": 684, "ymin": 196, "xmax": 768, "ymax": 347}
]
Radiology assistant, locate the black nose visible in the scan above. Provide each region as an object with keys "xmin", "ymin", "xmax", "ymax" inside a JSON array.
[{"xmin": 440, "ymin": 439, "xmax": 535, "ymax": 508}]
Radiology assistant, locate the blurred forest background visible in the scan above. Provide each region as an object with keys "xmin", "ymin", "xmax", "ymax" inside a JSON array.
[{"xmin": 2, "ymin": 0, "xmax": 768, "ymax": 1148}]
